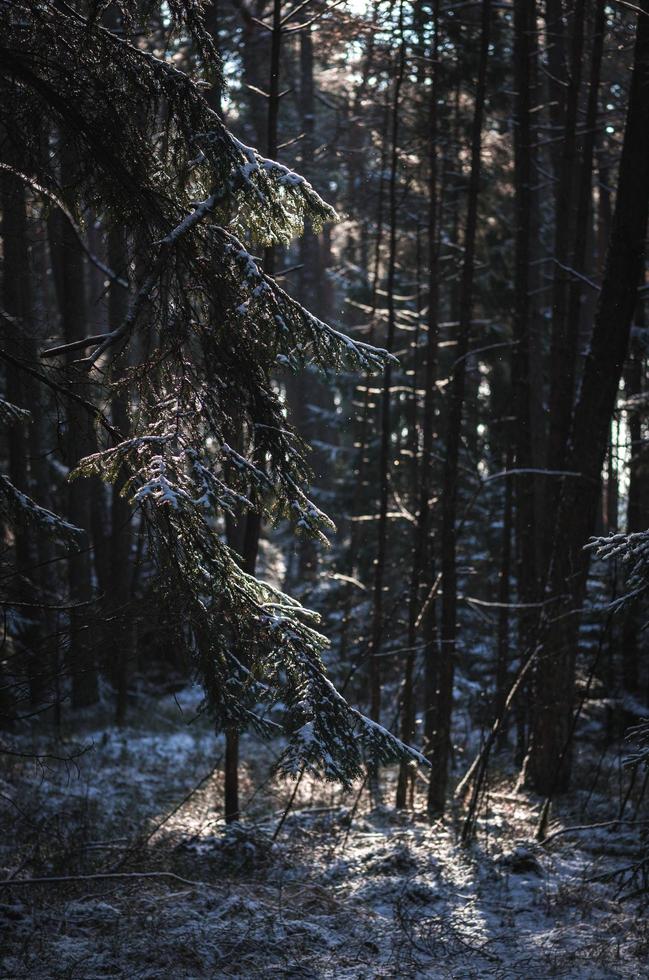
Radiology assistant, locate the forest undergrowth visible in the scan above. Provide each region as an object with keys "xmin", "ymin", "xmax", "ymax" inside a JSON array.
[{"xmin": 2, "ymin": 686, "xmax": 648, "ymax": 980}]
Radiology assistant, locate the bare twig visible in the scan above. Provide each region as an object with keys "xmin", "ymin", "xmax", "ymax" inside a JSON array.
[{"xmin": 0, "ymin": 871, "xmax": 221, "ymax": 890}]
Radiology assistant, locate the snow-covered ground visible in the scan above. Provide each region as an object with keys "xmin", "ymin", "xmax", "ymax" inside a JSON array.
[{"xmin": 1, "ymin": 689, "xmax": 647, "ymax": 979}]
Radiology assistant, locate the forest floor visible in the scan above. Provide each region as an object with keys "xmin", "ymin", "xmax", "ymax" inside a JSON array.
[{"xmin": 2, "ymin": 686, "xmax": 649, "ymax": 979}]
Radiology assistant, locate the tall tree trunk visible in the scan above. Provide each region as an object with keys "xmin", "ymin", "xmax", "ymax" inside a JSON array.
[
  {"xmin": 622, "ymin": 295, "xmax": 647, "ymax": 694},
  {"xmin": 568, "ymin": 1, "xmax": 606, "ymax": 343},
  {"xmin": 237, "ymin": 1, "xmax": 269, "ymax": 149},
  {"xmin": 204, "ymin": 0, "xmax": 223, "ymax": 115},
  {"xmin": 337, "ymin": 101, "xmax": 389, "ymax": 675},
  {"xmin": 224, "ymin": 0, "xmax": 282, "ymax": 825},
  {"xmin": 428, "ymin": 0, "xmax": 492, "ymax": 815},
  {"xmin": 1, "ymin": 158, "xmax": 43, "ymax": 707},
  {"xmin": 523, "ymin": 0, "xmax": 602, "ymax": 763},
  {"xmin": 397, "ymin": 0, "xmax": 440, "ymax": 811},
  {"xmin": 495, "ymin": 448, "xmax": 514, "ymax": 736},
  {"xmin": 368, "ymin": 1, "xmax": 405, "ymax": 757},
  {"xmin": 48, "ymin": 151, "xmax": 98, "ymax": 709},
  {"xmin": 512, "ymin": 0, "xmax": 539, "ymax": 757},
  {"xmin": 545, "ymin": 0, "xmax": 586, "ymax": 519},
  {"xmin": 526, "ymin": 0, "xmax": 649, "ymax": 793},
  {"xmin": 289, "ymin": 22, "xmax": 326, "ymax": 586},
  {"xmin": 544, "ymin": 0, "xmax": 567, "ymax": 185},
  {"xmin": 605, "ymin": 421, "xmax": 618, "ymax": 533},
  {"xmin": 108, "ymin": 228, "xmax": 135, "ymax": 725}
]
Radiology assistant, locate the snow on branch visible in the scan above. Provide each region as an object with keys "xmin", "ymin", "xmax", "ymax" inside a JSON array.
[
  {"xmin": 0, "ymin": 474, "xmax": 83, "ymax": 540},
  {"xmin": 0, "ymin": 397, "xmax": 30, "ymax": 425}
]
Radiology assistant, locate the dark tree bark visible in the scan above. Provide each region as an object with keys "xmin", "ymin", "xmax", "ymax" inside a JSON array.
[
  {"xmin": 545, "ymin": 0, "xmax": 586, "ymax": 512},
  {"xmin": 108, "ymin": 228, "xmax": 135, "ymax": 726},
  {"xmin": 204, "ymin": 0, "xmax": 223, "ymax": 115},
  {"xmin": 368, "ymin": 1, "xmax": 406, "ymax": 753},
  {"xmin": 428, "ymin": 0, "xmax": 492, "ymax": 815},
  {"xmin": 512, "ymin": 0, "xmax": 539, "ymax": 726},
  {"xmin": 495, "ymin": 449, "xmax": 514, "ymax": 734},
  {"xmin": 397, "ymin": 0, "xmax": 440, "ymax": 812},
  {"xmin": 224, "ymin": 0, "xmax": 283, "ymax": 825},
  {"xmin": 235, "ymin": 0, "xmax": 270, "ymax": 149},
  {"xmin": 565, "ymin": 0, "xmax": 606, "ymax": 367},
  {"xmin": 337, "ymin": 100, "xmax": 390, "ymax": 674},
  {"xmin": 544, "ymin": 0, "xmax": 567, "ymax": 183},
  {"xmin": 527, "ymin": 0, "xmax": 649, "ymax": 794},
  {"xmin": 47, "ymin": 150, "xmax": 98, "ymax": 709},
  {"xmin": 1, "ymin": 159, "xmax": 44, "ymax": 707},
  {"xmin": 286, "ymin": 21, "xmax": 330, "ymax": 586},
  {"xmin": 622, "ymin": 293, "xmax": 648, "ymax": 694}
]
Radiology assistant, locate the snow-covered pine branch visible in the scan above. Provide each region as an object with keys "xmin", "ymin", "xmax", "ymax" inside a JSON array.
[
  {"xmin": 0, "ymin": 396, "xmax": 30, "ymax": 426},
  {"xmin": 0, "ymin": 474, "xmax": 83, "ymax": 541},
  {"xmin": 0, "ymin": 0, "xmax": 417, "ymax": 785}
]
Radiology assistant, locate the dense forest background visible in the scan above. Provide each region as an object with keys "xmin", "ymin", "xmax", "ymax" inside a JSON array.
[{"xmin": 3, "ymin": 0, "xmax": 649, "ymax": 975}]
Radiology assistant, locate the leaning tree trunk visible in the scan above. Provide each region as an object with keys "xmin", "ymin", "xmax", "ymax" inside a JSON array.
[{"xmin": 526, "ymin": 0, "xmax": 649, "ymax": 794}]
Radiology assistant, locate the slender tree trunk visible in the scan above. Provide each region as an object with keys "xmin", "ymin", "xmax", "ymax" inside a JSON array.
[
  {"xmin": 544, "ymin": 0, "xmax": 567, "ymax": 185},
  {"xmin": 545, "ymin": 0, "xmax": 586, "ymax": 509},
  {"xmin": 224, "ymin": 0, "xmax": 282, "ymax": 825},
  {"xmin": 512, "ymin": 0, "xmax": 539, "ymax": 758},
  {"xmin": 605, "ymin": 421, "xmax": 618, "ymax": 533},
  {"xmin": 368, "ymin": 3, "xmax": 405, "ymax": 754},
  {"xmin": 47, "ymin": 150, "xmax": 98, "ymax": 709},
  {"xmin": 565, "ymin": 1, "xmax": 606, "ymax": 362},
  {"xmin": 289, "ymin": 22, "xmax": 325, "ymax": 585},
  {"xmin": 397, "ymin": 0, "xmax": 440, "ymax": 811},
  {"xmin": 238, "ymin": 2, "xmax": 269, "ymax": 149},
  {"xmin": 108, "ymin": 228, "xmax": 135, "ymax": 725},
  {"xmin": 337, "ymin": 102, "xmax": 389, "ymax": 674},
  {"xmin": 428, "ymin": 0, "xmax": 492, "ymax": 815},
  {"xmin": 1, "ymin": 159, "xmax": 43, "ymax": 707},
  {"xmin": 495, "ymin": 449, "xmax": 514, "ymax": 737},
  {"xmin": 622, "ymin": 295, "xmax": 647, "ymax": 694},
  {"xmin": 596, "ymin": 153, "xmax": 612, "ymax": 279},
  {"xmin": 204, "ymin": 0, "xmax": 223, "ymax": 115}
]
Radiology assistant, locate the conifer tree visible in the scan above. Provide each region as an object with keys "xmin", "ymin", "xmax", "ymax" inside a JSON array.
[{"xmin": 0, "ymin": 0, "xmax": 423, "ymax": 784}]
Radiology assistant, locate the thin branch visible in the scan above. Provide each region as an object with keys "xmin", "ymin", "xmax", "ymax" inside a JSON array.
[
  {"xmin": 542, "ymin": 818, "xmax": 649, "ymax": 847},
  {"xmin": 0, "ymin": 871, "xmax": 221, "ymax": 889},
  {"xmin": 0, "ymin": 162, "xmax": 128, "ymax": 289},
  {"xmin": 0, "ymin": 337, "xmax": 119, "ymax": 440},
  {"xmin": 41, "ymin": 334, "xmax": 110, "ymax": 359}
]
